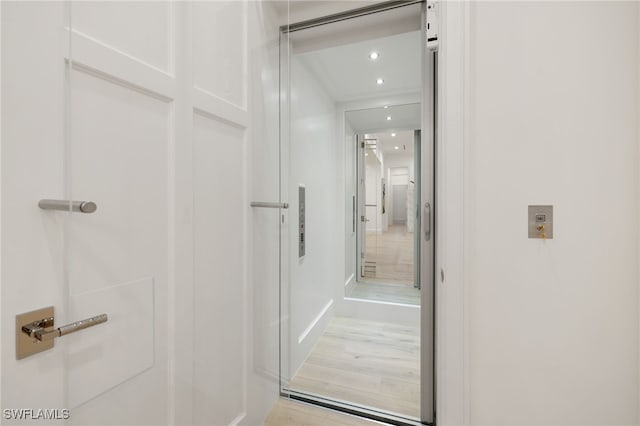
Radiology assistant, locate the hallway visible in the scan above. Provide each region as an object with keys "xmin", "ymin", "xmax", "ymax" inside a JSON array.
[{"xmin": 2, "ymin": 2, "xmax": 640, "ymax": 426}]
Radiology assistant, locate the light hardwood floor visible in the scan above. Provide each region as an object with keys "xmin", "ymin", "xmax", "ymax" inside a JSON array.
[
  {"xmin": 364, "ymin": 225, "xmax": 414, "ymax": 285},
  {"xmin": 285, "ymin": 316, "xmax": 420, "ymax": 420},
  {"xmin": 350, "ymin": 281, "xmax": 420, "ymax": 305},
  {"xmin": 353, "ymin": 224, "xmax": 420, "ymax": 305},
  {"xmin": 265, "ymin": 399, "xmax": 380, "ymax": 426}
]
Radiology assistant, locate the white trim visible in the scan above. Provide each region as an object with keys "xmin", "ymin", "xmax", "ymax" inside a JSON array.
[
  {"xmin": 0, "ymin": 1, "xmax": 3, "ymax": 411},
  {"xmin": 297, "ymin": 299, "xmax": 334, "ymax": 344},
  {"xmin": 67, "ymin": 29, "xmax": 177, "ymax": 101},
  {"xmin": 344, "ymin": 273, "xmax": 356, "ymax": 296},
  {"xmin": 192, "ymin": 87, "xmax": 249, "ymax": 129},
  {"xmin": 344, "ymin": 273, "xmax": 354, "ymax": 287},
  {"xmin": 436, "ymin": 1, "xmax": 469, "ymax": 425}
]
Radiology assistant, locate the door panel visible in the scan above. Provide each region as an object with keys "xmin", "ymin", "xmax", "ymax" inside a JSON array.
[
  {"xmin": 3, "ymin": 1, "xmax": 270, "ymax": 425},
  {"xmin": 192, "ymin": 113, "xmax": 246, "ymax": 426},
  {"xmin": 69, "ymin": 3, "xmax": 171, "ymax": 417},
  {"xmin": 67, "ymin": 277, "xmax": 154, "ymax": 409},
  {"xmin": 71, "ymin": 2, "xmax": 172, "ymax": 73},
  {"xmin": 1, "ymin": 1, "xmax": 69, "ymax": 417},
  {"xmin": 66, "ymin": 4, "xmax": 170, "ymax": 423},
  {"xmin": 393, "ymin": 185, "xmax": 408, "ymax": 223},
  {"xmin": 69, "ymin": 67, "xmax": 169, "ymax": 296}
]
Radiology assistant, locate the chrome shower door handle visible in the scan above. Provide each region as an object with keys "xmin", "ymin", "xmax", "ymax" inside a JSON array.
[{"xmin": 424, "ymin": 202, "xmax": 431, "ymax": 241}]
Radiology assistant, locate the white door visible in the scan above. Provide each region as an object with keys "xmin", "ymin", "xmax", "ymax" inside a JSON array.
[
  {"xmin": 3, "ymin": 2, "xmax": 169, "ymax": 423},
  {"xmin": 393, "ymin": 185, "xmax": 408, "ymax": 224},
  {"xmin": 2, "ymin": 2, "xmax": 261, "ymax": 425}
]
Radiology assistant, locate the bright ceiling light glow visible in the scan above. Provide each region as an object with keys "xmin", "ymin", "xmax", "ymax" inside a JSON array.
[
  {"xmin": 369, "ymin": 51, "xmax": 379, "ymax": 60},
  {"xmin": 365, "ymin": 153, "xmax": 369, "ymax": 156},
  {"xmin": 383, "ymin": 105, "xmax": 389, "ymax": 109},
  {"xmin": 386, "ymin": 116, "xmax": 392, "ymax": 121},
  {"xmin": 391, "ymin": 133, "xmax": 396, "ymax": 137},
  {"xmin": 376, "ymin": 78, "xmax": 384, "ymax": 85},
  {"xmin": 394, "ymin": 146, "xmax": 399, "ymax": 150}
]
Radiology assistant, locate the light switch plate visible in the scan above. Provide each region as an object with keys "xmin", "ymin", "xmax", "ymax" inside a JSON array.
[{"xmin": 528, "ymin": 205, "xmax": 553, "ymax": 239}]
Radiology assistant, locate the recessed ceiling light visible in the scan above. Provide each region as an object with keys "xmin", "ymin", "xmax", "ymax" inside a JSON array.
[
  {"xmin": 386, "ymin": 116, "xmax": 392, "ymax": 121},
  {"xmin": 391, "ymin": 133, "xmax": 396, "ymax": 137},
  {"xmin": 394, "ymin": 146, "xmax": 399, "ymax": 150},
  {"xmin": 376, "ymin": 78, "xmax": 384, "ymax": 85},
  {"xmin": 383, "ymin": 105, "xmax": 389, "ymax": 109},
  {"xmin": 369, "ymin": 51, "xmax": 379, "ymax": 60}
]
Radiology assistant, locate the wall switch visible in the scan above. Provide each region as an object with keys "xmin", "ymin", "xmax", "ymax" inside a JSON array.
[{"xmin": 528, "ymin": 205, "xmax": 553, "ymax": 239}]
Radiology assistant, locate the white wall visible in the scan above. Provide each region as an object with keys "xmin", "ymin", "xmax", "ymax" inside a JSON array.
[
  {"xmin": 286, "ymin": 55, "xmax": 341, "ymax": 376},
  {"xmin": 466, "ymin": 2, "xmax": 639, "ymax": 424}
]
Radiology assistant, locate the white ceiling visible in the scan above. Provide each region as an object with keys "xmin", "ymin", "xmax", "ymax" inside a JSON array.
[
  {"xmin": 287, "ymin": 3, "xmax": 422, "ymax": 157},
  {"xmin": 295, "ymin": 30, "xmax": 422, "ymax": 103},
  {"xmin": 365, "ymin": 129, "xmax": 415, "ymax": 156},
  {"xmin": 346, "ymin": 103, "xmax": 421, "ymax": 134}
]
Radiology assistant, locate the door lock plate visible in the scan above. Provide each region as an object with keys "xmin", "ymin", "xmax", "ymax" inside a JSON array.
[{"xmin": 16, "ymin": 306, "xmax": 54, "ymax": 360}]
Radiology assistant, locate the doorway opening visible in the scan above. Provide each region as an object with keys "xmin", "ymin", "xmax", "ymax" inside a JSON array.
[
  {"xmin": 350, "ymin": 119, "xmax": 422, "ymax": 305},
  {"xmin": 279, "ymin": 2, "xmax": 435, "ymax": 425}
]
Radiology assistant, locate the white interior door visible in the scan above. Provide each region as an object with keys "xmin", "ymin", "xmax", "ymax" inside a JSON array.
[
  {"xmin": 1, "ymin": 2, "xmax": 69, "ymax": 419},
  {"xmin": 2, "ymin": 2, "xmax": 170, "ymax": 424},
  {"xmin": 65, "ymin": 3, "xmax": 170, "ymax": 419},
  {"xmin": 3, "ymin": 1, "xmax": 275, "ymax": 425}
]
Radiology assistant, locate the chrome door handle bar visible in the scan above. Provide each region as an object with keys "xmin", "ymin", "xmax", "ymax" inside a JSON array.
[
  {"xmin": 424, "ymin": 202, "xmax": 431, "ymax": 241},
  {"xmin": 39, "ymin": 199, "xmax": 97, "ymax": 214},
  {"xmin": 250, "ymin": 201, "xmax": 289, "ymax": 209},
  {"xmin": 22, "ymin": 313, "xmax": 108, "ymax": 342}
]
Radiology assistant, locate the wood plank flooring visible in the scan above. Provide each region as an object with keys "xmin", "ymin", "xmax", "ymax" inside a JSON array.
[
  {"xmin": 364, "ymin": 225, "xmax": 414, "ymax": 285},
  {"xmin": 350, "ymin": 281, "xmax": 420, "ymax": 305},
  {"xmin": 265, "ymin": 398, "xmax": 380, "ymax": 426},
  {"xmin": 285, "ymin": 316, "xmax": 420, "ymax": 420}
]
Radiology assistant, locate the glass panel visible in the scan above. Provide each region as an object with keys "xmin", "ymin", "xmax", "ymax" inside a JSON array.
[{"xmin": 280, "ymin": 3, "xmax": 424, "ymax": 422}]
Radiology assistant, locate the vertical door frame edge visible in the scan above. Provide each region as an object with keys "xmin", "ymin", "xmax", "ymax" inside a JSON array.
[{"xmin": 435, "ymin": 1, "xmax": 471, "ymax": 426}]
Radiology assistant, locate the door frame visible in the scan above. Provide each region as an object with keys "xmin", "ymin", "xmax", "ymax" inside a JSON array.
[{"xmin": 278, "ymin": 1, "xmax": 437, "ymax": 425}]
